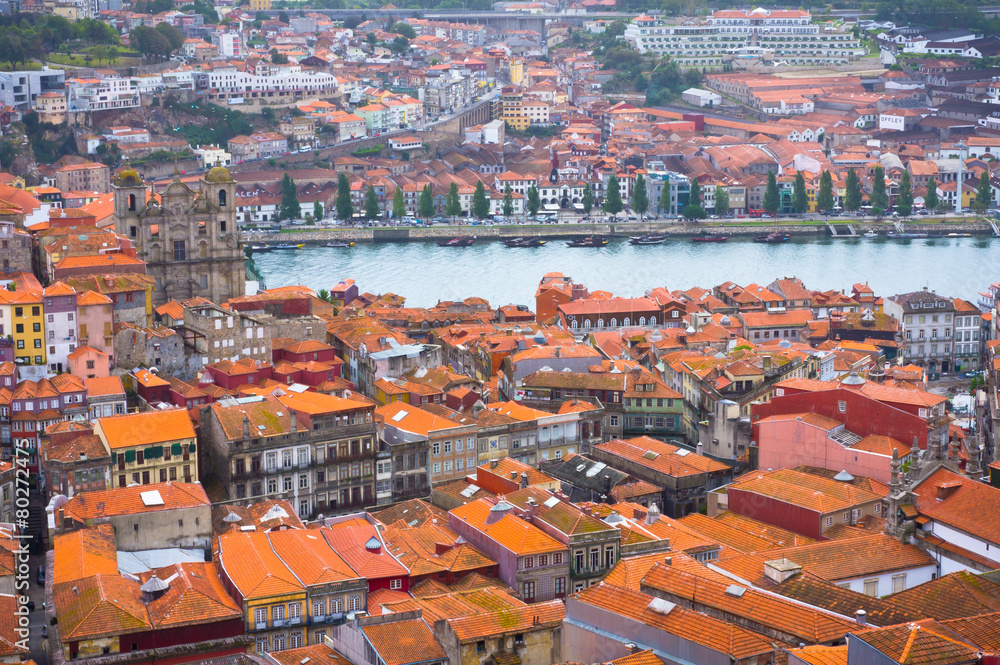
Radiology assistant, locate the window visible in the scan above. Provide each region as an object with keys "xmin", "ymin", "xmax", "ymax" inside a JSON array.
[
  {"xmin": 273, "ymin": 634, "xmax": 285, "ymax": 651},
  {"xmin": 477, "ymin": 641, "xmax": 486, "ymax": 653},
  {"xmin": 553, "ymin": 553, "xmax": 562, "ymax": 564},
  {"xmin": 838, "ymin": 400, "xmax": 846, "ymax": 413},
  {"xmin": 173, "ymin": 240, "xmax": 186, "ymax": 261},
  {"xmin": 288, "ymin": 603, "xmax": 301, "ymax": 620},
  {"xmin": 272, "ymin": 605, "xmax": 284, "ymax": 621},
  {"xmin": 432, "ymin": 442, "xmax": 440, "ymax": 456},
  {"xmin": 255, "ymin": 636, "xmax": 269, "ymax": 653},
  {"xmin": 539, "ymin": 555, "xmax": 548, "ymax": 566},
  {"xmin": 290, "ymin": 631, "xmax": 303, "ymax": 649},
  {"xmin": 433, "ymin": 463, "xmax": 441, "ymax": 474},
  {"xmin": 554, "ymin": 577, "xmax": 566, "ymax": 596},
  {"xmin": 390, "ymin": 578, "xmax": 402, "ymax": 590},
  {"xmin": 522, "ymin": 581, "xmax": 536, "ymax": 602},
  {"xmin": 523, "ymin": 557, "xmax": 534, "ymax": 569},
  {"xmin": 892, "ymin": 574, "xmax": 906, "ymax": 593},
  {"xmin": 843, "ymin": 512, "xmax": 850, "ymax": 521},
  {"xmin": 254, "ymin": 607, "xmax": 267, "ymax": 627},
  {"xmin": 348, "ymin": 595, "xmax": 362, "ymax": 611},
  {"xmin": 863, "ymin": 579, "xmax": 878, "ymax": 597},
  {"xmin": 826, "ymin": 516, "xmax": 833, "ymax": 526}
]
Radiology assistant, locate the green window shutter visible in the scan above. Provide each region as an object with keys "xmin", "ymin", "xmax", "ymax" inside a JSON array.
[
  {"xmin": 152, "ymin": 446, "xmax": 163, "ymax": 458},
  {"xmin": 188, "ymin": 443, "xmax": 196, "ymax": 453},
  {"xmin": 145, "ymin": 447, "xmax": 154, "ymax": 459},
  {"xmin": 124, "ymin": 450, "xmax": 136, "ymax": 463},
  {"xmin": 171, "ymin": 443, "xmax": 182, "ymax": 455}
]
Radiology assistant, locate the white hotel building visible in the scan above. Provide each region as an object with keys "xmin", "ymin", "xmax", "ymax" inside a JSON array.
[{"xmin": 624, "ymin": 9, "xmax": 865, "ymax": 68}]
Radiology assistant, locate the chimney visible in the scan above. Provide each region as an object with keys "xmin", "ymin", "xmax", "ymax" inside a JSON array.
[
  {"xmin": 855, "ymin": 610, "xmax": 867, "ymax": 626},
  {"xmin": 554, "ymin": 347, "xmax": 561, "ymax": 358},
  {"xmin": 520, "ymin": 472, "xmax": 528, "ymax": 489},
  {"xmin": 624, "ymin": 644, "xmax": 639, "ymax": 655},
  {"xmin": 696, "ymin": 442, "xmax": 703, "ymax": 456},
  {"xmin": 290, "ymin": 409, "xmax": 298, "ymax": 434},
  {"xmin": 935, "ymin": 481, "xmax": 962, "ymax": 500},
  {"xmin": 242, "ymin": 415, "xmax": 250, "ymax": 442},
  {"xmin": 645, "ymin": 503, "xmax": 660, "ymax": 525},
  {"xmin": 763, "ymin": 558, "xmax": 802, "ymax": 584},
  {"xmin": 510, "ymin": 471, "xmax": 518, "ymax": 480},
  {"xmin": 664, "ymin": 556, "xmax": 672, "ymax": 566}
]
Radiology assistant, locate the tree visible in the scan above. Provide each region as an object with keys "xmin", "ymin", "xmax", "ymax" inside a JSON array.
[
  {"xmin": 502, "ymin": 184, "xmax": 514, "ymax": 218},
  {"xmin": 364, "ymin": 187, "xmax": 380, "ymax": 220},
  {"xmin": 392, "ymin": 21, "xmax": 417, "ymax": 38},
  {"xmin": 314, "ymin": 200, "xmax": 324, "ymax": 221},
  {"xmin": 278, "ymin": 10, "xmax": 289, "ymax": 22},
  {"xmin": 155, "ymin": 22, "xmax": 185, "ymax": 52},
  {"xmin": 107, "ymin": 45, "xmax": 120, "ymax": 67},
  {"xmin": 472, "ymin": 180, "xmax": 490, "ymax": 220},
  {"xmin": 682, "ymin": 204, "xmax": 706, "ymax": 220},
  {"xmin": 446, "ymin": 182, "xmax": 462, "ymax": 219},
  {"xmin": 658, "ymin": 177, "xmax": 671, "ymax": 215},
  {"xmin": 689, "ymin": 178, "xmax": 701, "ymax": 207},
  {"xmin": 714, "ymin": 186, "xmax": 729, "ymax": 217},
  {"xmin": 844, "ymin": 168, "xmax": 863, "ymax": 212},
  {"xmin": 270, "ymin": 48, "xmax": 289, "ymax": 64},
  {"xmin": 925, "ymin": 177, "xmax": 939, "ymax": 211},
  {"xmin": 975, "ymin": 173, "xmax": 993, "ymax": 214},
  {"xmin": 792, "ymin": 170, "xmax": 808, "ymax": 214},
  {"xmin": 392, "ymin": 187, "xmax": 406, "ymax": 219},
  {"xmin": 390, "ymin": 36, "xmax": 410, "ymax": 54},
  {"xmin": 763, "ymin": 171, "xmax": 780, "ymax": 215},
  {"xmin": 92, "ymin": 44, "xmax": 107, "ymax": 66},
  {"xmin": 527, "ymin": 184, "xmax": 540, "ymax": 217},
  {"xmin": 604, "ymin": 174, "xmax": 623, "ymax": 218},
  {"xmin": 419, "ymin": 184, "xmax": 435, "ymax": 219},
  {"xmin": 277, "ymin": 173, "xmax": 301, "ymax": 221},
  {"xmin": 582, "ymin": 183, "xmax": 594, "ymax": 216},
  {"xmin": 632, "ymin": 174, "xmax": 649, "ymax": 216},
  {"xmin": 336, "ymin": 173, "xmax": 353, "ymax": 221},
  {"xmin": 131, "ymin": 26, "xmax": 172, "ymax": 62},
  {"xmin": 897, "ymin": 170, "xmax": 913, "ymax": 217},
  {"xmin": 817, "ymin": 170, "xmax": 834, "ymax": 213},
  {"xmin": 318, "ymin": 289, "xmax": 331, "ymax": 302},
  {"xmin": 871, "ymin": 165, "xmax": 888, "ymax": 211}
]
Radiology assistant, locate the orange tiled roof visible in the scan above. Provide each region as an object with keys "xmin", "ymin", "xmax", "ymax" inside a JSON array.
[
  {"xmin": 217, "ymin": 531, "xmax": 305, "ymax": 600},
  {"xmin": 320, "ymin": 523, "xmax": 410, "ymax": 580},
  {"xmin": 63, "ymin": 482, "xmax": 209, "ymax": 521},
  {"xmin": 640, "ymin": 563, "xmax": 858, "ymax": 644},
  {"xmin": 576, "ymin": 581, "xmax": 780, "ymax": 660},
  {"xmin": 96, "ymin": 408, "xmax": 195, "ymax": 449},
  {"xmin": 266, "ymin": 529, "xmax": 362, "ymax": 586},
  {"xmin": 360, "ymin": 617, "xmax": 446, "ymax": 665},
  {"xmin": 447, "ymin": 599, "xmax": 565, "ymax": 640},
  {"xmin": 449, "ymin": 498, "xmax": 565, "ymax": 556},
  {"xmin": 912, "ymin": 468, "xmax": 1000, "ymax": 547},
  {"xmin": 727, "ymin": 467, "xmax": 882, "ymax": 514},
  {"xmin": 595, "ymin": 436, "xmax": 730, "ymax": 478}
]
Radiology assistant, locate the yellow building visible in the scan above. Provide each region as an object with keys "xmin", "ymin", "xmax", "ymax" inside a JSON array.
[
  {"xmin": 249, "ymin": 0, "xmax": 271, "ymax": 11},
  {"xmin": 217, "ymin": 531, "xmax": 309, "ymax": 653},
  {"xmin": 501, "ymin": 89, "xmax": 529, "ymax": 131},
  {"xmin": 6, "ymin": 289, "xmax": 46, "ymax": 367},
  {"xmin": 94, "ymin": 409, "xmax": 198, "ymax": 487},
  {"xmin": 508, "ymin": 59, "xmax": 524, "ymax": 87}
]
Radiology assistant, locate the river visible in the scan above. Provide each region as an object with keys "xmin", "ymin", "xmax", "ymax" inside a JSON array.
[{"xmin": 251, "ymin": 236, "xmax": 1000, "ymax": 308}]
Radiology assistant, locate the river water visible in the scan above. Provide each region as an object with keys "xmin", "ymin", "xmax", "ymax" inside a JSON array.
[{"xmin": 252, "ymin": 236, "xmax": 1000, "ymax": 308}]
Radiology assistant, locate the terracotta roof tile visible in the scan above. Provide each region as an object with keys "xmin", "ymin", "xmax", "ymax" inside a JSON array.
[
  {"xmin": 886, "ymin": 571, "xmax": 1000, "ymax": 620},
  {"xmin": 449, "ymin": 499, "xmax": 565, "ymax": 556},
  {"xmin": 595, "ymin": 436, "xmax": 730, "ymax": 478},
  {"xmin": 63, "ymin": 482, "xmax": 209, "ymax": 522},
  {"xmin": 96, "ymin": 408, "xmax": 195, "ymax": 449},
  {"xmin": 575, "ymin": 582, "xmax": 781, "ymax": 660},
  {"xmin": 138, "ymin": 562, "xmax": 243, "ymax": 628},
  {"xmin": 217, "ymin": 531, "xmax": 305, "ymax": 600},
  {"xmin": 320, "ymin": 524, "xmax": 410, "ymax": 580},
  {"xmin": 267, "ymin": 529, "xmax": 363, "ymax": 586},
  {"xmin": 912, "ymin": 468, "xmax": 1000, "ymax": 546},
  {"xmin": 360, "ymin": 617, "xmax": 446, "ymax": 665},
  {"xmin": 640, "ymin": 563, "xmax": 858, "ymax": 644},
  {"xmin": 447, "ymin": 599, "xmax": 564, "ymax": 641}
]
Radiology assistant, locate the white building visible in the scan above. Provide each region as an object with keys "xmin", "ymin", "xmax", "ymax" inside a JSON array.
[
  {"xmin": 193, "ymin": 68, "xmax": 338, "ymax": 94},
  {"xmin": 67, "ymin": 76, "xmax": 139, "ymax": 113},
  {"xmin": 624, "ymin": 10, "xmax": 865, "ymax": 67},
  {"xmin": 194, "ymin": 145, "xmax": 232, "ymax": 169},
  {"xmin": 682, "ymin": 87, "xmax": 722, "ymax": 107}
]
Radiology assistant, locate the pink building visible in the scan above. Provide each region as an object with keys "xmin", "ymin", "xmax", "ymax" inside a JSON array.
[
  {"xmin": 755, "ymin": 412, "xmax": 912, "ymax": 485},
  {"xmin": 67, "ymin": 345, "xmax": 111, "ymax": 378},
  {"xmin": 75, "ymin": 290, "xmax": 115, "ymax": 359}
]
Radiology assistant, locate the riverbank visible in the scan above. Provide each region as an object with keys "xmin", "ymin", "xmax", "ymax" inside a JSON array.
[{"xmin": 247, "ymin": 218, "xmax": 997, "ymax": 245}]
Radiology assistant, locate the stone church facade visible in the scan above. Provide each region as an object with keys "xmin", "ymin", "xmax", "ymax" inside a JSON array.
[{"xmin": 112, "ymin": 166, "xmax": 245, "ymax": 306}]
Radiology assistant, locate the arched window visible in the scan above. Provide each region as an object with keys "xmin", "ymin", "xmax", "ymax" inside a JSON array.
[
  {"xmin": 219, "ymin": 190, "xmax": 227, "ymax": 207},
  {"xmin": 609, "ymin": 318, "xmax": 617, "ymax": 327},
  {"xmin": 570, "ymin": 319, "xmax": 578, "ymax": 330},
  {"xmin": 128, "ymin": 194, "xmax": 136, "ymax": 211},
  {"xmin": 648, "ymin": 316, "xmax": 656, "ymax": 326},
  {"xmin": 623, "ymin": 318, "xmax": 630, "ymax": 327},
  {"xmin": 200, "ymin": 242, "xmax": 208, "ymax": 259},
  {"xmin": 583, "ymin": 320, "xmax": 592, "ymax": 330},
  {"xmin": 638, "ymin": 316, "xmax": 646, "ymax": 326},
  {"xmin": 597, "ymin": 319, "xmax": 605, "ymax": 328}
]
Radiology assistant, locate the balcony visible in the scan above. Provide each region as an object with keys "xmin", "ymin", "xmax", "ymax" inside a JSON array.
[
  {"xmin": 289, "ymin": 616, "xmax": 301, "ymax": 626},
  {"xmin": 272, "ymin": 619, "xmax": 287, "ymax": 628},
  {"xmin": 255, "ymin": 622, "xmax": 267, "ymax": 630}
]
